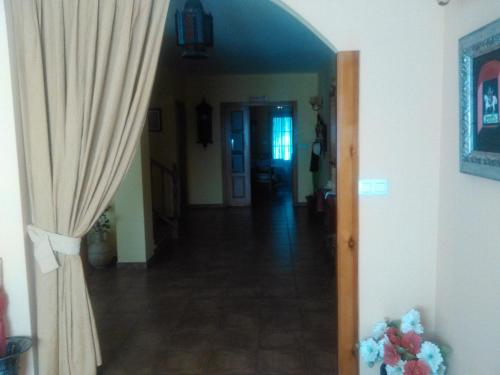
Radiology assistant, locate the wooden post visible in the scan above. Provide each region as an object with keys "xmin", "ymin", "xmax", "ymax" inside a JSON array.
[{"xmin": 336, "ymin": 51, "xmax": 360, "ymax": 375}]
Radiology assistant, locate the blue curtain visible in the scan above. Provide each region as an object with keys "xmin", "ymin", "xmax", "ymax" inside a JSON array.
[{"xmin": 272, "ymin": 114, "xmax": 293, "ymax": 160}]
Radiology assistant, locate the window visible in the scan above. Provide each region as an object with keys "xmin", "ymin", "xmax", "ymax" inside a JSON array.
[{"xmin": 272, "ymin": 113, "xmax": 293, "ymax": 161}]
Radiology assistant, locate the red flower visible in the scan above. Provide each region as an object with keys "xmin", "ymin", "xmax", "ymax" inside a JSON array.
[
  {"xmin": 404, "ymin": 360, "xmax": 430, "ymax": 375},
  {"xmin": 386, "ymin": 327, "xmax": 401, "ymax": 346},
  {"xmin": 401, "ymin": 331, "xmax": 422, "ymax": 355},
  {"xmin": 383, "ymin": 343, "xmax": 400, "ymax": 366}
]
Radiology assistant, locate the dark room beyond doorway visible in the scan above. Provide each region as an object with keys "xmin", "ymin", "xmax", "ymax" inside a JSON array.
[{"xmin": 250, "ymin": 104, "xmax": 295, "ymax": 207}]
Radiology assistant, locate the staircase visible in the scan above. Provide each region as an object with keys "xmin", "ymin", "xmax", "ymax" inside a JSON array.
[{"xmin": 150, "ymin": 159, "xmax": 180, "ymax": 244}]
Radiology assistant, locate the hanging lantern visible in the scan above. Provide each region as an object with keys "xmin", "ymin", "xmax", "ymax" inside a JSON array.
[{"xmin": 175, "ymin": 0, "xmax": 213, "ymax": 59}]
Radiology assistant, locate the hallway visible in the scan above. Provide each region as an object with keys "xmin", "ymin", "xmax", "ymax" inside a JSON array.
[{"xmin": 91, "ymin": 199, "xmax": 337, "ymax": 375}]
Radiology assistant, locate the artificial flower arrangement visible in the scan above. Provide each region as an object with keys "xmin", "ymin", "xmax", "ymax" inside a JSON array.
[{"xmin": 359, "ymin": 309, "xmax": 449, "ymax": 375}]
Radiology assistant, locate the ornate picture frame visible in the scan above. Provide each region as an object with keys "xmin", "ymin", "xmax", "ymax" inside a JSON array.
[{"xmin": 460, "ymin": 18, "xmax": 500, "ymax": 180}]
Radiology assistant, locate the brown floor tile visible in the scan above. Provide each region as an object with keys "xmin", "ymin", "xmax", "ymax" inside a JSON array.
[
  {"xmin": 212, "ymin": 328, "xmax": 259, "ymax": 350},
  {"xmin": 167, "ymin": 328, "xmax": 216, "ymax": 351},
  {"xmin": 306, "ymin": 350, "xmax": 338, "ymax": 374},
  {"xmin": 259, "ymin": 329, "xmax": 302, "ymax": 351},
  {"xmin": 206, "ymin": 350, "xmax": 256, "ymax": 374},
  {"xmin": 257, "ymin": 349, "xmax": 307, "ymax": 373},
  {"xmin": 157, "ymin": 350, "xmax": 209, "ymax": 374},
  {"xmin": 90, "ymin": 199, "xmax": 337, "ymax": 375}
]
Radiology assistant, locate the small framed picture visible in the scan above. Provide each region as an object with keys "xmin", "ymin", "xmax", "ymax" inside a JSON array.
[
  {"xmin": 147, "ymin": 108, "xmax": 162, "ymax": 132},
  {"xmin": 460, "ymin": 18, "xmax": 500, "ymax": 180}
]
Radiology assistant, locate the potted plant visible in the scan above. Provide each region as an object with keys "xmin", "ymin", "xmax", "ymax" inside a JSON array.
[
  {"xmin": 359, "ymin": 309, "xmax": 449, "ymax": 375},
  {"xmin": 87, "ymin": 207, "xmax": 114, "ymax": 267},
  {"xmin": 0, "ymin": 337, "xmax": 33, "ymax": 374}
]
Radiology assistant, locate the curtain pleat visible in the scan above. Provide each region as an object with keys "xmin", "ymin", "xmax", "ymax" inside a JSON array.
[{"xmin": 5, "ymin": 1, "xmax": 169, "ymax": 374}]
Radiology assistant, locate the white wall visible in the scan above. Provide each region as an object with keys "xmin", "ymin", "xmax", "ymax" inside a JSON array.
[
  {"xmin": 436, "ymin": 1, "xmax": 500, "ymax": 374},
  {"xmin": 276, "ymin": 1, "xmax": 444, "ymax": 366},
  {"xmin": 0, "ymin": 2, "xmax": 35, "ymax": 373},
  {"xmin": 114, "ymin": 130, "xmax": 155, "ymax": 264}
]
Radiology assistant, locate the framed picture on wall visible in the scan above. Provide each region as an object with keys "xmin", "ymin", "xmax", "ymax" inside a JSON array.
[
  {"xmin": 147, "ymin": 108, "xmax": 162, "ymax": 132},
  {"xmin": 460, "ymin": 18, "xmax": 500, "ymax": 180}
]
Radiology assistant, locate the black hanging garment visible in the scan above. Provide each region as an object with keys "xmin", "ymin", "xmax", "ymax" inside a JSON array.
[{"xmin": 309, "ymin": 141, "xmax": 321, "ymax": 172}]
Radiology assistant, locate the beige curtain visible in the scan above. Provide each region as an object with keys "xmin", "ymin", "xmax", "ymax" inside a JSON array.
[{"xmin": 5, "ymin": 1, "xmax": 169, "ymax": 374}]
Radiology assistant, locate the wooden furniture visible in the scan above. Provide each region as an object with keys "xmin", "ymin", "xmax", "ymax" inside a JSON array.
[
  {"xmin": 150, "ymin": 159, "xmax": 180, "ymax": 239},
  {"xmin": 325, "ymin": 191, "xmax": 336, "ymax": 257},
  {"xmin": 252, "ymin": 157, "xmax": 275, "ymax": 191}
]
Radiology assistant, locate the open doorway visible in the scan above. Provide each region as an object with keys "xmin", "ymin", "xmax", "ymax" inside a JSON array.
[
  {"xmin": 86, "ymin": 0, "xmax": 360, "ymax": 374},
  {"xmin": 250, "ymin": 103, "xmax": 295, "ymax": 206},
  {"xmin": 221, "ymin": 102, "xmax": 298, "ymax": 207}
]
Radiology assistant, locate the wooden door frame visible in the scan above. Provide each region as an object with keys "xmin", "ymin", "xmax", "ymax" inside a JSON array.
[
  {"xmin": 336, "ymin": 51, "xmax": 360, "ymax": 375},
  {"xmin": 221, "ymin": 101, "xmax": 299, "ymax": 206}
]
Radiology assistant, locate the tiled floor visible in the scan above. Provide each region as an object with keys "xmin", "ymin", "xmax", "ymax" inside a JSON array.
[{"xmin": 90, "ymin": 193, "xmax": 337, "ymax": 374}]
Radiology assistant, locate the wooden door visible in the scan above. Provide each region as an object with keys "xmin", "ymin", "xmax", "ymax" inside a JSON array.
[
  {"xmin": 336, "ymin": 51, "xmax": 360, "ymax": 375},
  {"xmin": 223, "ymin": 104, "xmax": 251, "ymax": 206}
]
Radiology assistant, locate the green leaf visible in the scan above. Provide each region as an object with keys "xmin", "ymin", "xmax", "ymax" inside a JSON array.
[
  {"xmin": 387, "ymin": 320, "xmax": 401, "ymax": 328},
  {"xmin": 439, "ymin": 345, "xmax": 452, "ymax": 364}
]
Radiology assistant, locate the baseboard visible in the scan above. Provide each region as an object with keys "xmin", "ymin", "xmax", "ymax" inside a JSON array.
[
  {"xmin": 146, "ymin": 251, "xmax": 159, "ymax": 268},
  {"xmin": 189, "ymin": 203, "xmax": 307, "ymax": 208},
  {"xmin": 188, "ymin": 203, "xmax": 225, "ymax": 209},
  {"xmin": 116, "ymin": 262, "xmax": 148, "ymax": 269},
  {"xmin": 117, "ymin": 250, "xmax": 160, "ymax": 269}
]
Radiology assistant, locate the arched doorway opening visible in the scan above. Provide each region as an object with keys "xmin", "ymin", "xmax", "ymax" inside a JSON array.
[{"xmin": 89, "ymin": 1, "xmax": 359, "ymax": 374}]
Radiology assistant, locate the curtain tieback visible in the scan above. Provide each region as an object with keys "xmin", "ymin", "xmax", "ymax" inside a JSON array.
[{"xmin": 27, "ymin": 225, "xmax": 81, "ymax": 274}]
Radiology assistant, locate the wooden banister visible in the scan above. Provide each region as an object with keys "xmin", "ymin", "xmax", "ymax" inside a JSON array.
[{"xmin": 150, "ymin": 158, "xmax": 180, "ymax": 236}]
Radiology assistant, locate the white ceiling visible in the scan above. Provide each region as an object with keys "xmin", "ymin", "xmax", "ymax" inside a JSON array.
[{"xmin": 160, "ymin": 0, "xmax": 335, "ymax": 75}]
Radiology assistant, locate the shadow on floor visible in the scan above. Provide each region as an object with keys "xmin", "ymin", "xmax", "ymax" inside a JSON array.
[{"xmin": 91, "ymin": 197, "xmax": 337, "ymax": 375}]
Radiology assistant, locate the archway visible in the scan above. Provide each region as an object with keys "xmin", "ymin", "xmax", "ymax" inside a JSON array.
[
  {"xmin": 166, "ymin": 0, "xmax": 359, "ymax": 372},
  {"xmin": 260, "ymin": 2, "xmax": 360, "ymax": 374},
  {"xmin": 272, "ymin": 2, "xmax": 360, "ymax": 373},
  {"xmin": 110, "ymin": 0, "xmax": 359, "ymax": 373}
]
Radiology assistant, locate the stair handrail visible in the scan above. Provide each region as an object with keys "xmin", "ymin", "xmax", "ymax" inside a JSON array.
[{"xmin": 150, "ymin": 158, "xmax": 180, "ymax": 221}]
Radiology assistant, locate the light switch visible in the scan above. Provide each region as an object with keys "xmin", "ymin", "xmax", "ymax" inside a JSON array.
[
  {"xmin": 372, "ymin": 179, "xmax": 389, "ymax": 195},
  {"xmin": 358, "ymin": 180, "xmax": 373, "ymax": 195},
  {"xmin": 358, "ymin": 179, "xmax": 389, "ymax": 196}
]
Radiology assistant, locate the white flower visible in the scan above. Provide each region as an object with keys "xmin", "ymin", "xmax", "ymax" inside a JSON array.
[
  {"xmin": 433, "ymin": 364, "xmax": 446, "ymax": 375},
  {"xmin": 386, "ymin": 360, "xmax": 406, "ymax": 375},
  {"xmin": 359, "ymin": 338, "xmax": 380, "ymax": 366},
  {"xmin": 372, "ymin": 321, "xmax": 388, "ymax": 339},
  {"xmin": 417, "ymin": 341, "xmax": 443, "ymax": 373},
  {"xmin": 378, "ymin": 335, "xmax": 389, "ymax": 360},
  {"xmin": 401, "ymin": 309, "xmax": 424, "ymax": 334}
]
